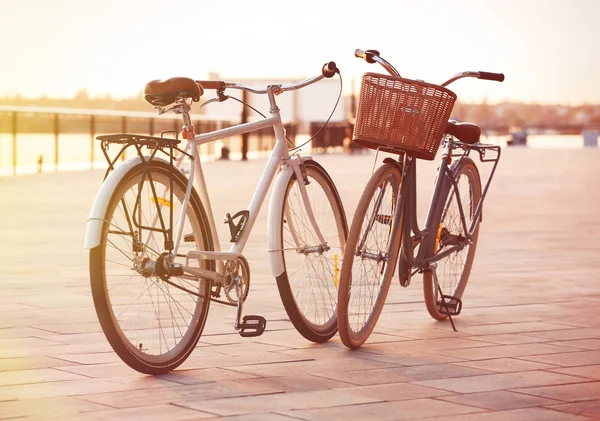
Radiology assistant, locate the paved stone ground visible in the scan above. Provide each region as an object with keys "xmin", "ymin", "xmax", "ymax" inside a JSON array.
[{"xmin": 0, "ymin": 147, "xmax": 599, "ymax": 420}]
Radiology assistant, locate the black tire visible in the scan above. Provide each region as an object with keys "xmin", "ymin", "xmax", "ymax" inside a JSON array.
[
  {"xmin": 338, "ymin": 163, "xmax": 402, "ymax": 349},
  {"xmin": 90, "ymin": 160, "xmax": 214, "ymax": 374},
  {"xmin": 423, "ymin": 158, "xmax": 482, "ymax": 321},
  {"xmin": 276, "ymin": 160, "xmax": 347, "ymax": 343},
  {"xmin": 397, "ymin": 245, "xmax": 413, "ymax": 287}
]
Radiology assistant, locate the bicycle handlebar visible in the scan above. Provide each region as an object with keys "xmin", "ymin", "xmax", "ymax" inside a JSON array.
[
  {"xmin": 195, "ymin": 62, "xmax": 339, "ymax": 96},
  {"xmin": 355, "ymin": 48, "xmax": 504, "ymax": 87},
  {"xmin": 441, "ymin": 71, "xmax": 505, "ymax": 87}
]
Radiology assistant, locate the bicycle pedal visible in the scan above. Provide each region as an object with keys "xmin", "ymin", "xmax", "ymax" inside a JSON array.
[
  {"xmin": 238, "ymin": 315, "xmax": 266, "ymax": 337},
  {"xmin": 438, "ymin": 295, "xmax": 462, "ymax": 316}
]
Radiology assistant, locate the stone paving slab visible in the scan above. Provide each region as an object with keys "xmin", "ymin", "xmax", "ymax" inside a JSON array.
[{"xmin": 1, "ymin": 148, "xmax": 599, "ymax": 420}]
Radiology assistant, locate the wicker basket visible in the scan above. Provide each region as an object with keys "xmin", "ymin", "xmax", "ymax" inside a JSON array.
[{"xmin": 353, "ymin": 73, "xmax": 457, "ymax": 160}]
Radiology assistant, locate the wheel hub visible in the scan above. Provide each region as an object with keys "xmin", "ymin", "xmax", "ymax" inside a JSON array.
[
  {"xmin": 297, "ymin": 243, "xmax": 330, "ymax": 255},
  {"xmin": 138, "ymin": 257, "xmax": 155, "ymax": 278},
  {"xmin": 155, "ymin": 252, "xmax": 173, "ymax": 281},
  {"xmin": 134, "ymin": 252, "xmax": 173, "ymax": 280}
]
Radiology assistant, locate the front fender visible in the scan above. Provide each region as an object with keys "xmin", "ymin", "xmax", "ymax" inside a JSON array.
[{"xmin": 267, "ymin": 156, "xmax": 312, "ymax": 278}]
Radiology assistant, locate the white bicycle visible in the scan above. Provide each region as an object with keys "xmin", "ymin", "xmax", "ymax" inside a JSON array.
[{"xmin": 84, "ymin": 62, "xmax": 347, "ymax": 374}]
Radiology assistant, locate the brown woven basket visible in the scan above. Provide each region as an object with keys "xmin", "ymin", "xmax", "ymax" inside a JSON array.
[{"xmin": 353, "ymin": 73, "xmax": 457, "ymax": 160}]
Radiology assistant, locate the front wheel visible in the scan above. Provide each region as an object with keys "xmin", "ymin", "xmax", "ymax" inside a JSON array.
[
  {"xmin": 338, "ymin": 163, "xmax": 402, "ymax": 349},
  {"xmin": 423, "ymin": 158, "xmax": 482, "ymax": 321},
  {"xmin": 275, "ymin": 160, "xmax": 347, "ymax": 343},
  {"xmin": 90, "ymin": 160, "xmax": 214, "ymax": 374}
]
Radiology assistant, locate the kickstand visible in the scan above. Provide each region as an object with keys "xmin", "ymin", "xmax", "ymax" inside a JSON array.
[
  {"xmin": 430, "ymin": 263, "xmax": 459, "ymax": 332},
  {"xmin": 437, "ymin": 283, "xmax": 457, "ymax": 332}
]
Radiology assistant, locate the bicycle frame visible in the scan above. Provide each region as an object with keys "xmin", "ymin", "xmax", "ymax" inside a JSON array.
[
  {"xmin": 351, "ymin": 48, "xmax": 504, "ymax": 278},
  {"xmin": 397, "ymin": 137, "xmax": 501, "ymax": 271},
  {"xmin": 136, "ymin": 80, "xmax": 328, "ymax": 280},
  {"xmin": 183, "ymin": 114, "xmax": 289, "ymax": 257}
]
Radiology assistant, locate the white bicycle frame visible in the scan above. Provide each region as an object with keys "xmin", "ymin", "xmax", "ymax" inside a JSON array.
[
  {"xmin": 85, "ymin": 73, "xmax": 330, "ymax": 285},
  {"xmin": 181, "ymin": 89, "xmax": 326, "ymax": 281}
]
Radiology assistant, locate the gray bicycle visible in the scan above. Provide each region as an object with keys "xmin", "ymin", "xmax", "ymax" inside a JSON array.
[{"xmin": 338, "ymin": 49, "xmax": 504, "ymax": 349}]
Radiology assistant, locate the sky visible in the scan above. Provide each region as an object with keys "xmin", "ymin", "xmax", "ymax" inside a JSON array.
[{"xmin": 0, "ymin": 0, "xmax": 599, "ymax": 105}]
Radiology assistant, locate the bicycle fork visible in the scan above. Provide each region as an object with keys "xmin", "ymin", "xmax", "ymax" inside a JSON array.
[{"xmin": 284, "ymin": 157, "xmax": 328, "ymax": 251}]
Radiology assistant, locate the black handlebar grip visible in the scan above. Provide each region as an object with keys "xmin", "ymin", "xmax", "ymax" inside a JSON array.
[
  {"xmin": 355, "ymin": 49, "xmax": 380, "ymax": 64},
  {"xmin": 195, "ymin": 80, "xmax": 226, "ymax": 90},
  {"xmin": 478, "ymin": 72, "xmax": 505, "ymax": 82},
  {"xmin": 322, "ymin": 61, "xmax": 338, "ymax": 78}
]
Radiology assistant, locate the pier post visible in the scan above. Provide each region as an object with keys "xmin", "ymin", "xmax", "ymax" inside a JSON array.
[
  {"xmin": 90, "ymin": 114, "xmax": 95, "ymax": 169},
  {"xmin": 214, "ymin": 121, "xmax": 222, "ymax": 159},
  {"xmin": 54, "ymin": 113, "xmax": 59, "ymax": 172},
  {"xmin": 121, "ymin": 116, "xmax": 127, "ymax": 161},
  {"xmin": 583, "ymin": 130, "xmax": 598, "ymax": 147},
  {"xmin": 11, "ymin": 111, "xmax": 17, "ymax": 176}
]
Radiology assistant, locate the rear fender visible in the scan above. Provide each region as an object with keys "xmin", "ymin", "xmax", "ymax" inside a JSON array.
[{"xmin": 84, "ymin": 156, "xmax": 164, "ymax": 249}]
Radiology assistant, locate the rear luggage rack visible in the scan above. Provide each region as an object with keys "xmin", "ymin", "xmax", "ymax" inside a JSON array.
[{"xmin": 98, "ymin": 132, "xmax": 190, "ymax": 180}]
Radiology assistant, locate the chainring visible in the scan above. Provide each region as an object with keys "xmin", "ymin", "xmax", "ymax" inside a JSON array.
[{"xmin": 224, "ymin": 256, "xmax": 250, "ymax": 304}]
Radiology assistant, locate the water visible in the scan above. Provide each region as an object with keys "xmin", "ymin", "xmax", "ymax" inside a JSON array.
[
  {"xmin": 0, "ymin": 133, "xmax": 595, "ymax": 176},
  {"xmin": 0, "ymin": 133, "xmax": 278, "ymax": 176}
]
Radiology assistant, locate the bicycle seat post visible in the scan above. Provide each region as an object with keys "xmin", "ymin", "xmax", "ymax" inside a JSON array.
[
  {"xmin": 181, "ymin": 110, "xmax": 191, "ymax": 128},
  {"xmin": 176, "ymin": 101, "xmax": 194, "ymax": 133}
]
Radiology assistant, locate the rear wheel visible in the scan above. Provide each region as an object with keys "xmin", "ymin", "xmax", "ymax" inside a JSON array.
[
  {"xmin": 338, "ymin": 163, "xmax": 402, "ymax": 349},
  {"xmin": 90, "ymin": 161, "xmax": 213, "ymax": 374},
  {"xmin": 276, "ymin": 160, "xmax": 347, "ymax": 343},
  {"xmin": 423, "ymin": 158, "xmax": 481, "ymax": 320}
]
